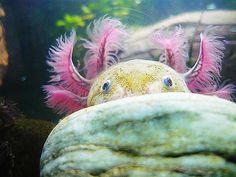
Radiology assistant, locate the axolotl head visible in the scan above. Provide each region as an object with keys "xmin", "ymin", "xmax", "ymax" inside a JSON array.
[
  {"xmin": 87, "ymin": 59, "xmax": 189, "ymax": 106},
  {"xmin": 44, "ymin": 17, "xmax": 234, "ymax": 115}
]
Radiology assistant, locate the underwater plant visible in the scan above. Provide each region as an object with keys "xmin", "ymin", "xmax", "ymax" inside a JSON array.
[
  {"xmin": 43, "ymin": 17, "xmax": 235, "ymax": 115},
  {"xmin": 56, "ymin": 0, "xmax": 141, "ymax": 35}
]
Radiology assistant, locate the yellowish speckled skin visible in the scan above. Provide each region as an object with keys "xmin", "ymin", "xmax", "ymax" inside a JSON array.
[{"xmin": 87, "ymin": 59, "xmax": 189, "ymax": 106}]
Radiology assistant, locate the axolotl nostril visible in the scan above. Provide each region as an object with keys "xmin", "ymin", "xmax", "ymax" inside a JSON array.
[
  {"xmin": 43, "ymin": 17, "xmax": 235, "ymax": 115},
  {"xmin": 87, "ymin": 59, "xmax": 189, "ymax": 106}
]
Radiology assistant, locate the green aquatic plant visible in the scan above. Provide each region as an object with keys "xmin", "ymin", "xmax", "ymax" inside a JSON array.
[{"xmin": 56, "ymin": 0, "xmax": 141, "ymax": 38}]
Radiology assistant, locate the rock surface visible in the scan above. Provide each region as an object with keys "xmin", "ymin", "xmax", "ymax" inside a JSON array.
[{"xmin": 40, "ymin": 93, "xmax": 236, "ymax": 177}]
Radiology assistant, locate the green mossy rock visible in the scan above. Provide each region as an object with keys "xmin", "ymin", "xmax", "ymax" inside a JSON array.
[{"xmin": 40, "ymin": 93, "xmax": 236, "ymax": 177}]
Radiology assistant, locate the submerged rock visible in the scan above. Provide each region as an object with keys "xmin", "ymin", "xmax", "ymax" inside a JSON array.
[
  {"xmin": 121, "ymin": 10, "xmax": 236, "ymax": 61},
  {"xmin": 40, "ymin": 93, "xmax": 236, "ymax": 177},
  {"xmin": 1, "ymin": 118, "xmax": 55, "ymax": 177}
]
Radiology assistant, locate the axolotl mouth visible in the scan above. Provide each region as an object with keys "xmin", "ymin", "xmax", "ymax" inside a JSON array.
[{"xmin": 87, "ymin": 59, "xmax": 189, "ymax": 106}]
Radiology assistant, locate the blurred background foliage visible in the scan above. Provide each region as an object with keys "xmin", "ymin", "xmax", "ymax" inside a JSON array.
[{"xmin": 55, "ymin": 0, "xmax": 141, "ymax": 39}]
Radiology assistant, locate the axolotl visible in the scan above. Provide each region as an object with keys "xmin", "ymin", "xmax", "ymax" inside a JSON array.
[
  {"xmin": 87, "ymin": 59, "xmax": 189, "ymax": 106},
  {"xmin": 44, "ymin": 17, "xmax": 234, "ymax": 115}
]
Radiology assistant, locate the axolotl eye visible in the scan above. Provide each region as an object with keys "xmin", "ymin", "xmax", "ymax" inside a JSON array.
[
  {"xmin": 162, "ymin": 76, "xmax": 173, "ymax": 89},
  {"xmin": 101, "ymin": 80, "xmax": 111, "ymax": 93}
]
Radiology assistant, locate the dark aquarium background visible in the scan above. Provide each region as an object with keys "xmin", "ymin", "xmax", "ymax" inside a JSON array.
[{"xmin": 0, "ymin": 0, "xmax": 236, "ymax": 121}]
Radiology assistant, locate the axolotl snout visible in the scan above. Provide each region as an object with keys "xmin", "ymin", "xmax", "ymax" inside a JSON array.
[{"xmin": 87, "ymin": 59, "xmax": 189, "ymax": 106}]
